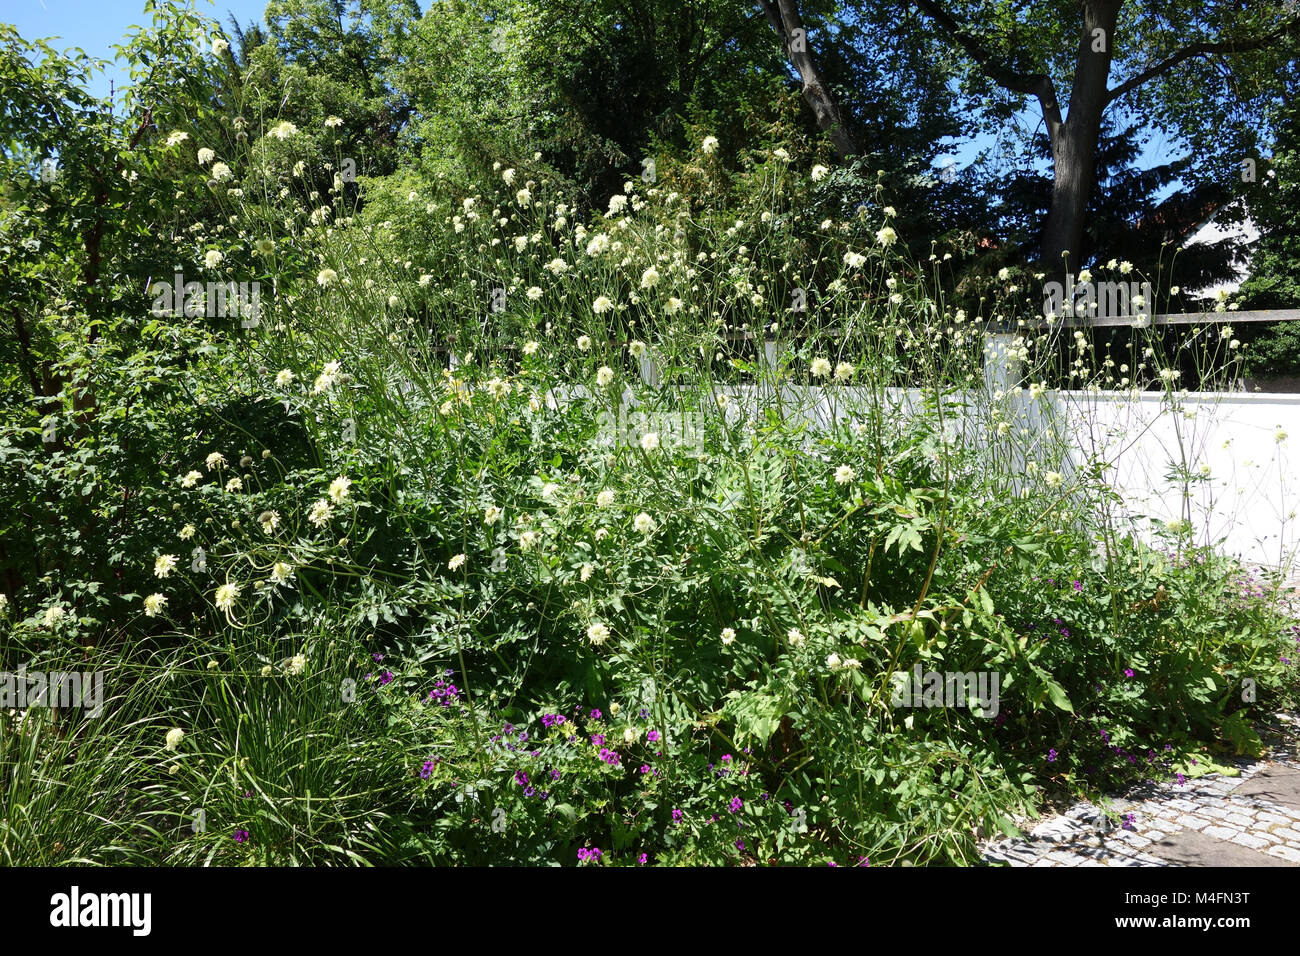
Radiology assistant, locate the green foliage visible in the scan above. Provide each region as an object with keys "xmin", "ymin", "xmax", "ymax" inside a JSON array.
[{"xmin": 1240, "ymin": 95, "xmax": 1300, "ymax": 377}]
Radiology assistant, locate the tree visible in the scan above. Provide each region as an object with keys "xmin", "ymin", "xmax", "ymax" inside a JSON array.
[
  {"xmin": 900, "ymin": 0, "xmax": 1300, "ymax": 273},
  {"xmin": 1238, "ymin": 84, "xmax": 1300, "ymax": 377},
  {"xmin": 759, "ymin": 0, "xmax": 857, "ymax": 157},
  {"xmin": 399, "ymin": 0, "xmax": 791, "ymax": 202}
]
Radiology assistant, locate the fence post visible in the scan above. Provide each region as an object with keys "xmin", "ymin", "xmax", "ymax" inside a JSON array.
[{"xmin": 638, "ymin": 349, "xmax": 661, "ymax": 389}]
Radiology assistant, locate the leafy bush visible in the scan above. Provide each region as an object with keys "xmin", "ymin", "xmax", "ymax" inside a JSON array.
[{"xmin": 2, "ymin": 10, "xmax": 1297, "ymax": 866}]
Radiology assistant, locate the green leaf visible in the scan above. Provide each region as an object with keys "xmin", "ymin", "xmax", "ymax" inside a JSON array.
[
  {"xmin": 995, "ymin": 815, "xmax": 1024, "ymax": 840},
  {"xmin": 1044, "ymin": 679, "xmax": 1073, "ymax": 713},
  {"xmin": 723, "ymin": 689, "xmax": 787, "ymax": 745}
]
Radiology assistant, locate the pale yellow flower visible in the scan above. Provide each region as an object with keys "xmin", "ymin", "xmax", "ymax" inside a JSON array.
[
  {"xmin": 308, "ymin": 499, "xmax": 333, "ymax": 527},
  {"xmin": 328, "ymin": 476, "xmax": 352, "ymax": 503},
  {"xmin": 267, "ymin": 120, "xmax": 299, "ymax": 141},
  {"xmin": 214, "ymin": 582, "xmax": 240, "ymax": 612}
]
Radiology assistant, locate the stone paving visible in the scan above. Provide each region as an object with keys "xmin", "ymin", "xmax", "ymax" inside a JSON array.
[{"xmin": 981, "ymin": 712, "xmax": 1300, "ymax": 867}]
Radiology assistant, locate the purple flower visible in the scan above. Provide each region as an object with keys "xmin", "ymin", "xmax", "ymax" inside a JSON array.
[
  {"xmin": 590, "ymin": 734, "xmax": 605, "ymax": 747},
  {"xmin": 1047, "ymin": 748, "xmax": 1058, "ymax": 763},
  {"xmin": 378, "ymin": 670, "xmax": 394, "ymax": 685},
  {"xmin": 735, "ymin": 839, "xmax": 745, "ymax": 852},
  {"xmin": 721, "ymin": 754, "xmax": 732, "ymax": 763},
  {"xmin": 514, "ymin": 771, "xmax": 529, "ymax": 786},
  {"xmin": 233, "ymin": 829, "xmax": 249, "ymax": 843},
  {"xmin": 1122, "ymin": 813, "xmax": 1136, "ymax": 831},
  {"xmin": 1124, "ymin": 668, "xmax": 1134, "ymax": 678},
  {"xmin": 646, "ymin": 730, "xmax": 660, "ymax": 743},
  {"xmin": 420, "ymin": 760, "xmax": 435, "ymax": 779},
  {"xmin": 589, "ymin": 709, "xmax": 602, "ymax": 720},
  {"xmin": 1175, "ymin": 773, "xmax": 1187, "ymax": 787},
  {"xmin": 671, "ymin": 808, "xmax": 683, "ymax": 822},
  {"xmin": 1072, "ymin": 580, "xmax": 1082, "ymax": 592},
  {"xmin": 372, "ymin": 653, "xmax": 383, "ymax": 663},
  {"xmin": 577, "ymin": 846, "xmax": 603, "ymax": 863},
  {"xmin": 637, "ymin": 853, "xmax": 647, "ymax": 865},
  {"xmin": 639, "ymin": 764, "xmax": 651, "ymax": 774},
  {"xmin": 729, "ymin": 797, "xmax": 743, "ymax": 814}
]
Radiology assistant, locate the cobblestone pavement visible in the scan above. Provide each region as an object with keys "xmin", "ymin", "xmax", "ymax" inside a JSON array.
[{"xmin": 981, "ymin": 712, "xmax": 1300, "ymax": 867}]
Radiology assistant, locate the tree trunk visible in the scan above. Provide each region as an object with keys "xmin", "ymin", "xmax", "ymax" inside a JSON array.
[
  {"xmin": 1041, "ymin": 0, "xmax": 1122, "ymax": 274},
  {"xmin": 760, "ymin": 0, "xmax": 858, "ymax": 158}
]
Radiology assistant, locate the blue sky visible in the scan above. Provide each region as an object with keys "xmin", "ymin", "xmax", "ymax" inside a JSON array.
[{"xmin": 8, "ymin": 0, "xmax": 269, "ymax": 98}]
